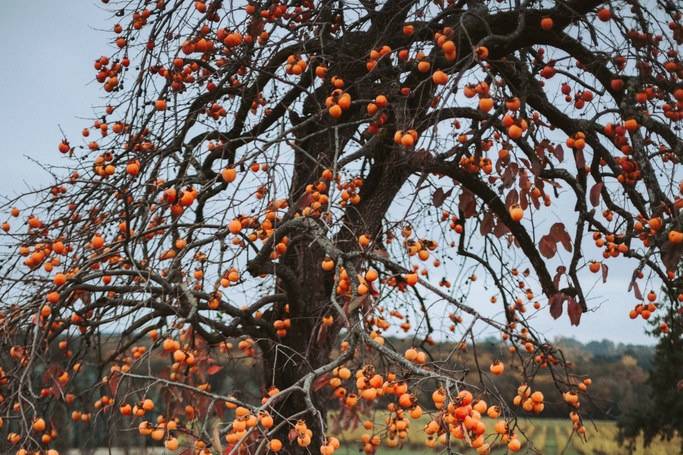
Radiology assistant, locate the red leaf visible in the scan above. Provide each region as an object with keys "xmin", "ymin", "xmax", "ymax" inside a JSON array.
[
  {"xmin": 549, "ymin": 293, "xmax": 564, "ymax": 319},
  {"xmin": 296, "ymin": 192, "xmax": 313, "ymax": 210},
  {"xmin": 214, "ymin": 400, "xmax": 226, "ymax": 419},
  {"xmin": 553, "ymin": 266, "xmax": 566, "ymax": 288},
  {"xmin": 109, "ymin": 371, "xmax": 121, "ymax": 395},
  {"xmin": 207, "ymin": 364, "xmax": 223, "ymax": 376},
  {"xmin": 631, "ymin": 280, "xmax": 643, "ymax": 300},
  {"xmin": 589, "ymin": 182, "xmax": 603, "ymax": 207},
  {"xmin": 553, "ymin": 144, "xmax": 565, "ymax": 162},
  {"xmin": 567, "ymin": 297, "xmax": 582, "ymax": 326},
  {"xmin": 313, "ymin": 374, "xmax": 331, "ymax": 392},
  {"xmin": 288, "ymin": 428, "xmax": 299, "ymax": 442}
]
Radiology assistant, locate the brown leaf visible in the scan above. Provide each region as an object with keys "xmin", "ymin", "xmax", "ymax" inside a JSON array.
[
  {"xmin": 553, "ymin": 266, "xmax": 566, "ymax": 288},
  {"xmin": 553, "ymin": 145, "xmax": 565, "ymax": 162},
  {"xmin": 502, "ymin": 163, "xmax": 519, "ymax": 187},
  {"xmin": 109, "ymin": 371, "xmax": 121, "ymax": 395},
  {"xmin": 661, "ymin": 240, "xmax": 683, "ymax": 272},
  {"xmin": 296, "ymin": 192, "xmax": 313, "ymax": 210},
  {"xmin": 539, "ymin": 235, "xmax": 557, "ymax": 259},
  {"xmin": 519, "ymin": 189, "xmax": 529, "ymax": 211},
  {"xmin": 550, "ymin": 223, "xmax": 572, "ymax": 252},
  {"xmin": 530, "ymin": 192, "xmax": 541, "ymax": 209},
  {"xmin": 505, "ymin": 189, "xmax": 519, "ymax": 208},
  {"xmin": 370, "ymin": 247, "xmax": 389, "ymax": 258},
  {"xmin": 589, "ymin": 182, "xmax": 603, "ymax": 207},
  {"xmin": 632, "ymin": 280, "xmax": 643, "ymax": 300},
  {"xmin": 493, "ymin": 221, "xmax": 509, "ymax": 238},
  {"xmin": 432, "ymin": 187, "xmax": 452, "ymax": 208},
  {"xmin": 459, "ymin": 189, "xmax": 477, "ymax": 218},
  {"xmin": 601, "ymin": 263, "xmax": 609, "ymax": 283},
  {"xmin": 480, "ymin": 212, "xmax": 494, "ymax": 236},
  {"xmin": 531, "ymin": 159, "xmax": 543, "ymax": 176},
  {"xmin": 567, "ymin": 297, "xmax": 582, "ymax": 326},
  {"xmin": 574, "ymin": 149, "xmax": 586, "ymax": 169}
]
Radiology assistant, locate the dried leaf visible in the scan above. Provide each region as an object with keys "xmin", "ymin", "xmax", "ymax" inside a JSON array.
[
  {"xmin": 502, "ymin": 163, "xmax": 519, "ymax": 187},
  {"xmin": 370, "ymin": 247, "xmax": 389, "ymax": 258},
  {"xmin": 550, "ymin": 223, "xmax": 573, "ymax": 252},
  {"xmin": 632, "ymin": 280, "xmax": 643, "ymax": 300},
  {"xmin": 574, "ymin": 149, "xmax": 586, "ymax": 169},
  {"xmin": 553, "ymin": 145, "xmax": 565, "ymax": 162},
  {"xmin": 601, "ymin": 263, "xmax": 609, "ymax": 283},
  {"xmin": 459, "ymin": 189, "xmax": 477, "ymax": 218},
  {"xmin": 589, "ymin": 182, "xmax": 603, "ymax": 207},
  {"xmin": 505, "ymin": 189, "xmax": 519, "ymax": 208},
  {"xmin": 661, "ymin": 240, "xmax": 683, "ymax": 272},
  {"xmin": 553, "ymin": 266, "xmax": 566, "ymax": 288},
  {"xmin": 531, "ymin": 159, "xmax": 543, "ymax": 176},
  {"xmin": 480, "ymin": 212, "xmax": 494, "ymax": 236},
  {"xmin": 493, "ymin": 221, "xmax": 509, "ymax": 238},
  {"xmin": 549, "ymin": 293, "xmax": 564, "ymax": 319},
  {"xmin": 567, "ymin": 297, "xmax": 582, "ymax": 326},
  {"xmin": 519, "ymin": 190, "xmax": 529, "ymax": 211},
  {"xmin": 432, "ymin": 187, "xmax": 452, "ymax": 208},
  {"xmin": 109, "ymin": 371, "xmax": 121, "ymax": 395},
  {"xmin": 313, "ymin": 373, "xmax": 331, "ymax": 392},
  {"xmin": 531, "ymin": 192, "xmax": 541, "ymax": 209},
  {"xmin": 539, "ymin": 235, "xmax": 557, "ymax": 259}
]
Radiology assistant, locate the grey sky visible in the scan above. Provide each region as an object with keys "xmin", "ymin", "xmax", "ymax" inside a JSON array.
[{"xmin": 0, "ymin": 2, "xmax": 657, "ymax": 345}]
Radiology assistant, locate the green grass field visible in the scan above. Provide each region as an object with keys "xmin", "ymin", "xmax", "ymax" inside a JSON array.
[{"xmin": 331, "ymin": 416, "xmax": 681, "ymax": 455}]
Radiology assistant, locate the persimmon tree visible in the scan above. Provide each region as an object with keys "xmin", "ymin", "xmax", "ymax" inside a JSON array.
[{"xmin": 1, "ymin": 0, "xmax": 682, "ymax": 454}]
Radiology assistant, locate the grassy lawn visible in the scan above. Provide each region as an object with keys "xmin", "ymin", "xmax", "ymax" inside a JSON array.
[{"xmin": 331, "ymin": 415, "xmax": 681, "ymax": 455}]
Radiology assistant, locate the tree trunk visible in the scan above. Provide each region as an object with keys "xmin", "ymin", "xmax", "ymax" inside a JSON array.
[{"xmin": 257, "ymin": 236, "xmax": 335, "ymax": 454}]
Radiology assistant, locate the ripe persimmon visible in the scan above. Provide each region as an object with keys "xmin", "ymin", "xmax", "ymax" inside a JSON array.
[
  {"xmin": 432, "ymin": 70, "xmax": 448, "ymax": 85},
  {"xmin": 165, "ymin": 437, "xmax": 179, "ymax": 450},
  {"xmin": 540, "ymin": 17, "xmax": 554, "ymax": 30},
  {"xmin": 509, "ymin": 205, "xmax": 524, "ymax": 222},
  {"xmin": 270, "ymin": 438, "xmax": 283, "ymax": 452},
  {"xmin": 221, "ymin": 167, "xmax": 237, "ymax": 183},
  {"xmin": 597, "ymin": 7, "xmax": 611, "ymax": 21},
  {"xmin": 328, "ymin": 104, "xmax": 343, "ymax": 118},
  {"xmin": 32, "ymin": 417, "xmax": 46, "ymax": 432},
  {"xmin": 489, "ymin": 360, "xmax": 504, "ymax": 375}
]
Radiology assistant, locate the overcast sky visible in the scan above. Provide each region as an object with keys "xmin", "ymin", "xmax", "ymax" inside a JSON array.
[{"xmin": 0, "ymin": 2, "xmax": 659, "ymax": 345}]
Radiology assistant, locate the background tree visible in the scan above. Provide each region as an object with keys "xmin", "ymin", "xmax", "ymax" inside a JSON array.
[
  {"xmin": 0, "ymin": 0, "xmax": 681, "ymax": 454},
  {"xmin": 618, "ymin": 272, "xmax": 683, "ymax": 451}
]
